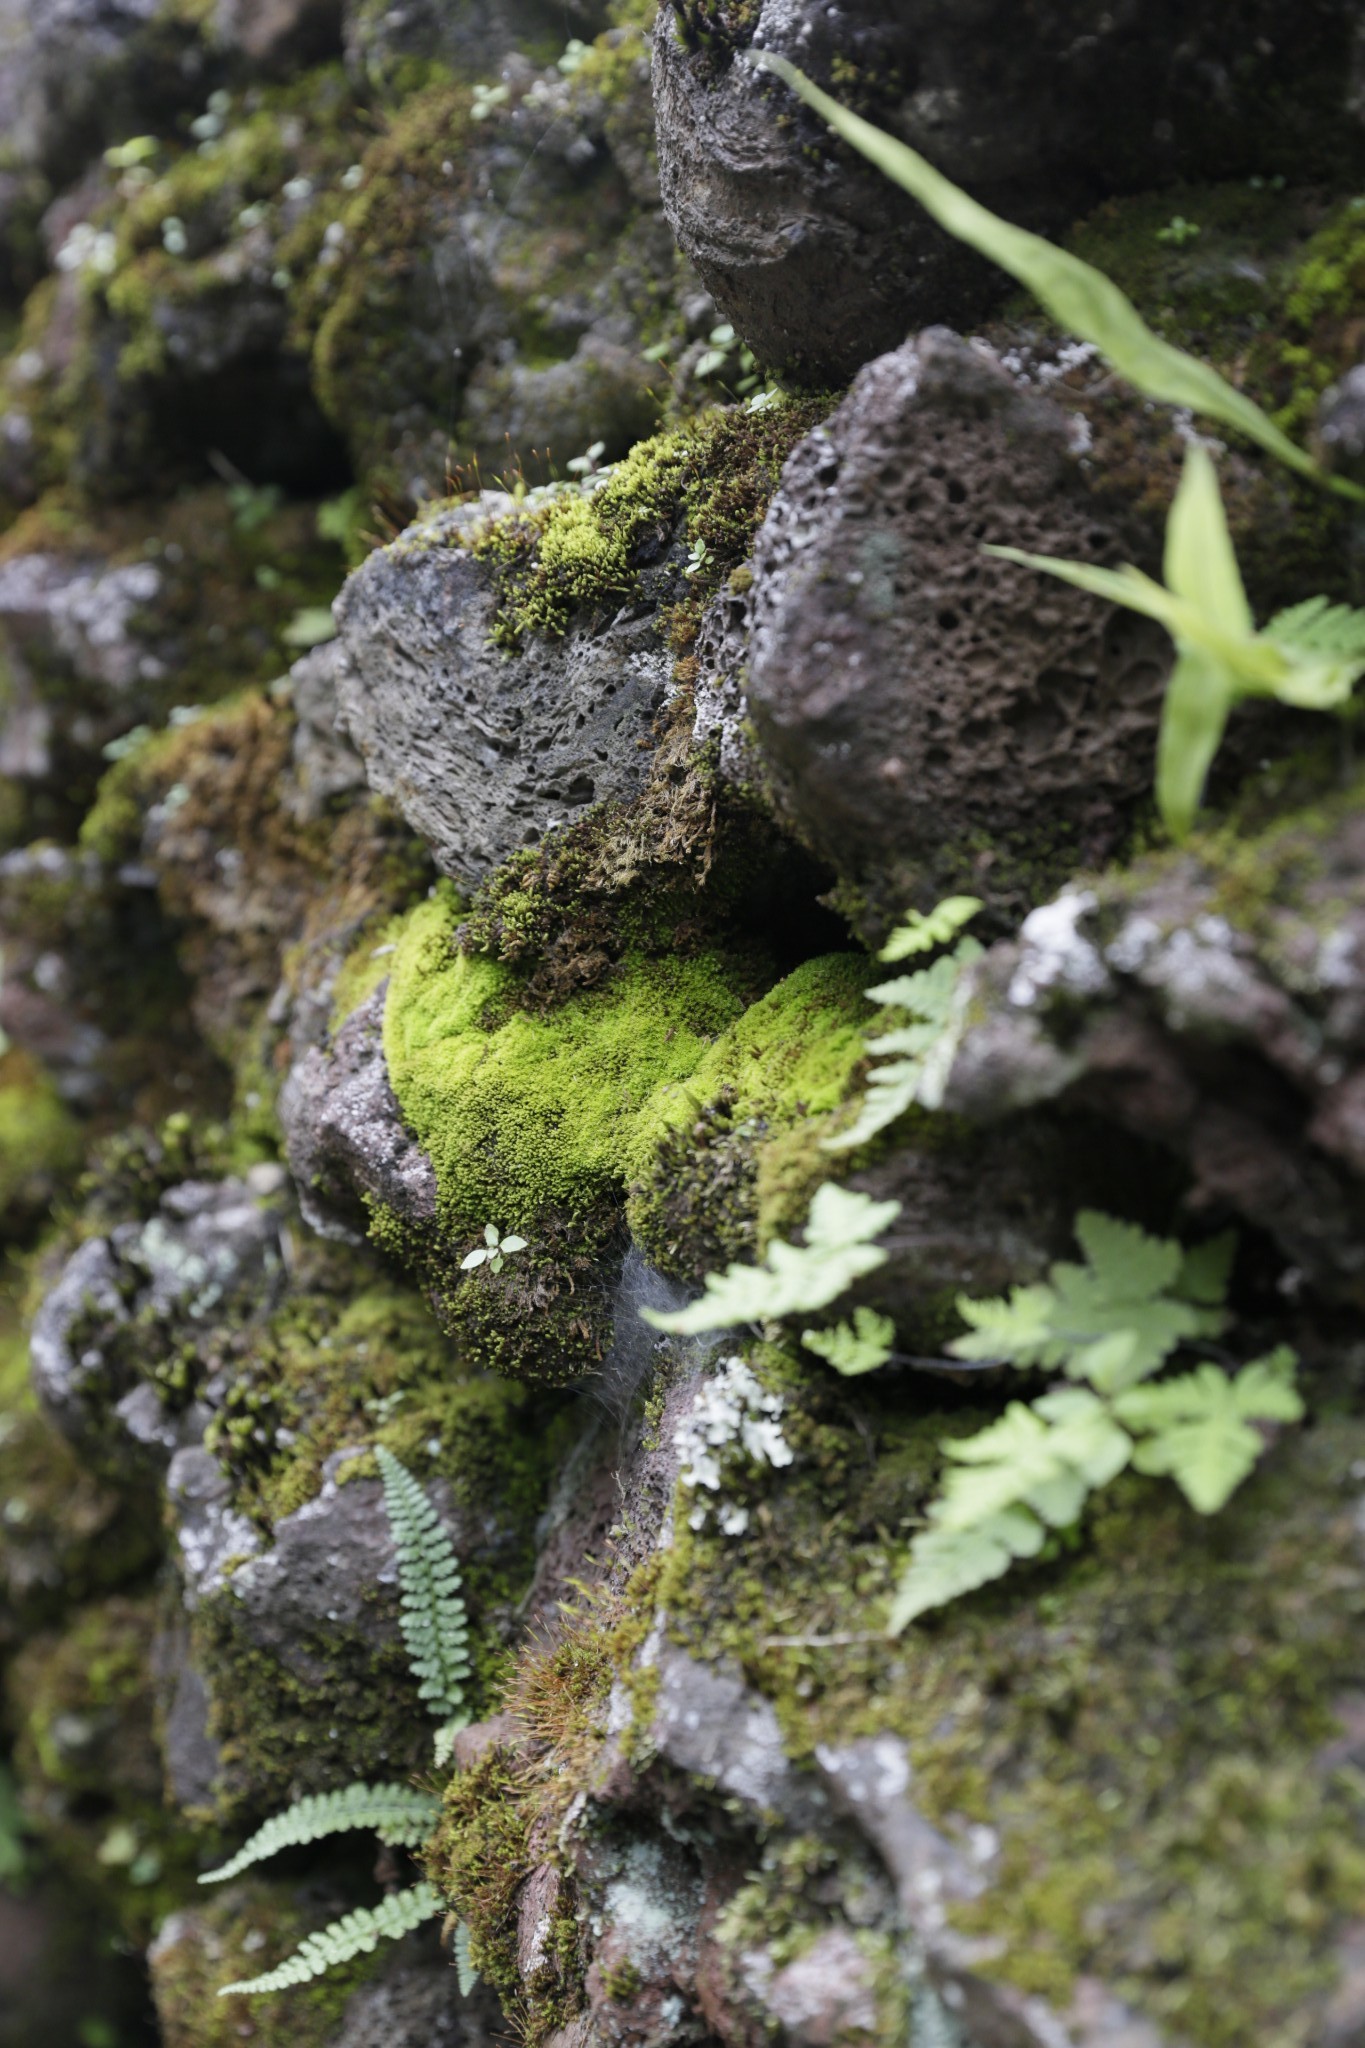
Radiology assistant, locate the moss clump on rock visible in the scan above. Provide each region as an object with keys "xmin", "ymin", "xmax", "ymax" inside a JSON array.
[
  {"xmin": 466, "ymin": 394, "xmax": 833, "ymax": 650},
  {"xmin": 652, "ymin": 1344, "xmax": 1365, "ymax": 2048},
  {"xmin": 0, "ymin": 1049, "xmax": 84, "ymax": 1234}
]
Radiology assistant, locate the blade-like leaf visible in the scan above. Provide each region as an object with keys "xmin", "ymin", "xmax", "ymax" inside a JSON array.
[
  {"xmin": 752, "ymin": 53, "xmax": 1362, "ymax": 501},
  {"xmin": 1165, "ymin": 443, "xmax": 1252, "ymax": 638}
]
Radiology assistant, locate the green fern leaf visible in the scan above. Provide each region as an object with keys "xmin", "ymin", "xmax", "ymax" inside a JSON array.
[
  {"xmin": 454, "ymin": 1920, "xmax": 479, "ymax": 1996},
  {"xmin": 949, "ymin": 1212, "xmax": 1229, "ymax": 1390},
  {"xmin": 641, "ymin": 1183, "xmax": 900, "ymax": 1334},
  {"xmin": 888, "ymin": 1507, "xmax": 1046, "ymax": 1632},
  {"xmin": 935, "ymin": 1389, "xmax": 1133, "ymax": 1532},
  {"xmin": 1115, "ymin": 1349, "xmax": 1303, "ymax": 1512},
  {"xmin": 218, "ymin": 1884, "xmax": 442, "ymax": 1997},
  {"xmin": 375, "ymin": 1448, "xmax": 471, "ymax": 1723},
  {"xmin": 1265, "ymin": 595, "xmax": 1365, "ymax": 661},
  {"xmin": 878, "ymin": 896, "xmax": 983, "ymax": 963},
  {"xmin": 801, "ymin": 1307, "xmax": 896, "ymax": 1376},
  {"xmin": 200, "ymin": 1782, "xmax": 440, "ymax": 1885},
  {"xmin": 827, "ymin": 938, "xmax": 982, "ymax": 1150}
]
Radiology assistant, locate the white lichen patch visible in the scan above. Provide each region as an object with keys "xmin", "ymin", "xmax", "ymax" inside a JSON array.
[{"xmin": 674, "ymin": 1356, "xmax": 793, "ymax": 1534}]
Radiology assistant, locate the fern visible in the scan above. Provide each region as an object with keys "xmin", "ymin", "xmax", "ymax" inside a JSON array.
[
  {"xmin": 888, "ymin": 1215, "xmax": 1303, "ymax": 1630},
  {"xmin": 200, "ymin": 1783, "xmax": 440, "ymax": 1885},
  {"xmin": 641, "ymin": 1182, "xmax": 900, "ymax": 1334},
  {"xmin": 375, "ymin": 1447, "xmax": 471, "ymax": 1726},
  {"xmin": 454, "ymin": 1919, "xmax": 479, "ymax": 1996},
  {"xmin": 801, "ymin": 1307, "xmax": 896, "ymax": 1377},
  {"xmin": 877, "ymin": 895, "xmax": 983, "ymax": 963},
  {"xmin": 218, "ymin": 1884, "xmax": 443, "ymax": 1997},
  {"xmin": 752, "ymin": 54, "xmax": 1362, "ymax": 504}
]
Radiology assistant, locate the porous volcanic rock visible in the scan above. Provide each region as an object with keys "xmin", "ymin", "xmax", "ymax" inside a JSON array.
[
  {"xmin": 652, "ymin": 0, "xmax": 1365, "ymax": 384},
  {"xmin": 333, "ymin": 505, "xmax": 673, "ymax": 886},
  {"xmin": 743, "ymin": 327, "xmax": 1170, "ymax": 930}
]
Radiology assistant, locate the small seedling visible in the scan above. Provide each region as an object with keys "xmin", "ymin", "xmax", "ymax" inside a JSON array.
[{"xmin": 461, "ymin": 1224, "xmax": 529, "ymax": 1276}]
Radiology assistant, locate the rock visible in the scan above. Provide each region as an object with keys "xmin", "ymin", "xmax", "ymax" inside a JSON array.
[
  {"xmin": 30, "ymin": 1175, "xmax": 286, "ymax": 1452},
  {"xmin": 938, "ymin": 782, "xmax": 1365, "ymax": 1303},
  {"xmin": 345, "ymin": 0, "xmax": 605, "ymax": 97},
  {"xmin": 0, "ymin": 0, "xmax": 215, "ymax": 189},
  {"xmin": 652, "ymin": 0, "xmax": 1365, "ymax": 385},
  {"xmin": 282, "ymin": 638, "xmax": 368, "ymax": 821},
  {"xmin": 742, "ymin": 328, "xmax": 1171, "ymax": 929},
  {"xmin": 759, "ymin": 1926, "xmax": 882, "ymax": 2046},
  {"xmin": 279, "ymin": 980, "xmax": 438, "ymax": 1243},
  {"xmin": 649, "ymin": 1645, "xmax": 828, "ymax": 1829},
  {"xmin": 1315, "ymin": 363, "xmax": 1365, "ymax": 486},
  {"xmin": 216, "ymin": 0, "xmax": 343, "ymax": 66},
  {"xmin": 333, "ymin": 505, "xmax": 672, "ymax": 885}
]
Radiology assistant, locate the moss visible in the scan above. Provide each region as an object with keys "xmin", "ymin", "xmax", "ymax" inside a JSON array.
[
  {"xmin": 652, "ymin": 1334, "xmax": 1365, "ymax": 2048},
  {"xmin": 426, "ymin": 1746, "xmax": 532, "ymax": 2002},
  {"xmin": 191, "ymin": 1579, "xmax": 433, "ymax": 1826},
  {"xmin": 465, "ymin": 394, "xmax": 833, "ymax": 650},
  {"xmin": 626, "ymin": 952, "xmax": 871, "ymax": 1274},
  {"xmin": 150, "ymin": 1879, "xmax": 392, "ymax": 2048},
  {"xmin": 0, "ymin": 1048, "xmax": 85, "ymax": 1234},
  {"xmin": 0, "ymin": 1405, "xmax": 159, "ymax": 1638},
  {"xmin": 384, "ymin": 889, "xmax": 750, "ymax": 1241},
  {"xmin": 7, "ymin": 1595, "xmax": 208, "ymax": 1940}
]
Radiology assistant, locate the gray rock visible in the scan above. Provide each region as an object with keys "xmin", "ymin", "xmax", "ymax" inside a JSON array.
[
  {"xmin": 652, "ymin": 0, "xmax": 1365, "ymax": 385},
  {"xmin": 937, "ymin": 794, "xmax": 1365, "ymax": 1303},
  {"xmin": 344, "ymin": 0, "xmax": 604, "ymax": 97},
  {"xmin": 757, "ymin": 1926, "xmax": 883, "ymax": 2045},
  {"xmin": 283, "ymin": 638, "xmax": 368, "ymax": 821},
  {"xmin": 650, "ymin": 1644, "xmax": 828, "ymax": 1829},
  {"xmin": 743, "ymin": 329, "xmax": 1170, "ymax": 929},
  {"xmin": 333, "ymin": 506, "xmax": 672, "ymax": 884},
  {"xmin": 1316, "ymin": 363, "xmax": 1365, "ymax": 485},
  {"xmin": 279, "ymin": 980, "xmax": 438, "ymax": 1243},
  {"xmin": 30, "ymin": 1177, "xmax": 286, "ymax": 1450}
]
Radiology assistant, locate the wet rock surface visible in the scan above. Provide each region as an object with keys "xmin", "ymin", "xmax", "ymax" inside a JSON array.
[
  {"xmin": 3, "ymin": 4, "xmax": 1365, "ymax": 2047},
  {"xmin": 653, "ymin": 0, "xmax": 1365, "ymax": 384}
]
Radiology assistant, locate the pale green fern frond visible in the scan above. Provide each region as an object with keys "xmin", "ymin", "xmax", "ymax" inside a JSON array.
[
  {"xmin": 1265, "ymin": 595, "xmax": 1365, "ymax": 662},
  {"xmin": 454, "ymin": 1919, "xmax": 479, "ymax": 1996},
  {"xmin": 827, "ymin": 935, "xmax": 982, "ymax": 1150},
  {"xmin": 218, "ymin": 1884, "xmax": 442, "ymax": 1997},
  {"xmin": 1116, "ymin": 1348, "xmax": 1303, "ymax": 1512},
  {"xmin": 801, "ymin": 1307, "xmax": 896, "ymax": 1376},
  {"xmin": 641, "ymin": 1182, "xmax": 900, "ymax": 1334},
  {"xmin": 200, "ymin": 1783, "xmax": 439, "ymax": 1885},
  {"xmin": 949, "ymin": 1208, "xmax": 1228, "ymax": 1392},
  {"xmin": 888, "ymin": 1215, "xmax": 1302, "ymax": 1631},
  {"xmin": 878, "ymin": 896, "xmax": 983, "ymax": 963},
  {"xmin": 375, "ymin": 1447, "xmax": 471, "ymax": 1723},
  {"xmin": 887, "ymin": 1508, "xmax": 1046, "ymax": 1632}
]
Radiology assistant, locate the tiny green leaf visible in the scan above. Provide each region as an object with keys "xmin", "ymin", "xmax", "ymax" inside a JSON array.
[
  {"xmin": 879, "ymin": 896, "xmax": 983, "ymax": 962},
  {"xmin": 888, "ymin": 1507, "xmax": 1046, "ymax": 1632},
  {"xmin": 1114, "ymin": 1350, "xmax": 1303, "ymax": 1512}
]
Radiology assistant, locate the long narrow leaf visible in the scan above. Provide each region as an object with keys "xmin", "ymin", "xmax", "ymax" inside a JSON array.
[{"xmin": 753, "ymin": 53, "xmax": 1363, "ymax": 503}]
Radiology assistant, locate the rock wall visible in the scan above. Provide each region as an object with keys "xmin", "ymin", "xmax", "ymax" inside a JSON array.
[{"xmin": 1, "ymin": 5, "xmax": 1364, "ymax": 2047}]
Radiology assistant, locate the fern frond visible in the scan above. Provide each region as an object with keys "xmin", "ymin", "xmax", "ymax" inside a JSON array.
[
  {"xmin": 454, "ymin": 1919, "xmax": 480, "ymax": 1996},
  {"xmin": 1265, "ymin": 595, "xmax": 1365, "ymax": 660},
  {"xmin": 375, "ymin": 1448, "xmax": 471, "ymax": 1722},
  {"xmin": 200, "ymin": 1782, "xmax": 440, "ymax": 1885},
  {"xmin": 878, "ymin": 896, "xmax": 982, "ymax": 962},
  {"xmin": 218, "ymin": 1884, "xmax": 442, "ymax": 1997}
]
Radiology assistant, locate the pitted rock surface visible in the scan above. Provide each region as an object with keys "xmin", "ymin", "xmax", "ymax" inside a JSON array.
[
  {"xmin": 334, "ymin": 508, "xmax": 673, "ymax": 885},
  {"xmin": 939, "ymin": 796, "xmax": 1365, "ymax": 1301},
  {"xmin": 652, "ymin": 0, "xmax": 1365, "ymax": 384},
  {"xmin": 280, "ymin": 980, "xmax": 438, "ymax": 1242},
  {"xmin": 744, "ymin": 328, "xmax": 1169, "ymax": 926}
]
